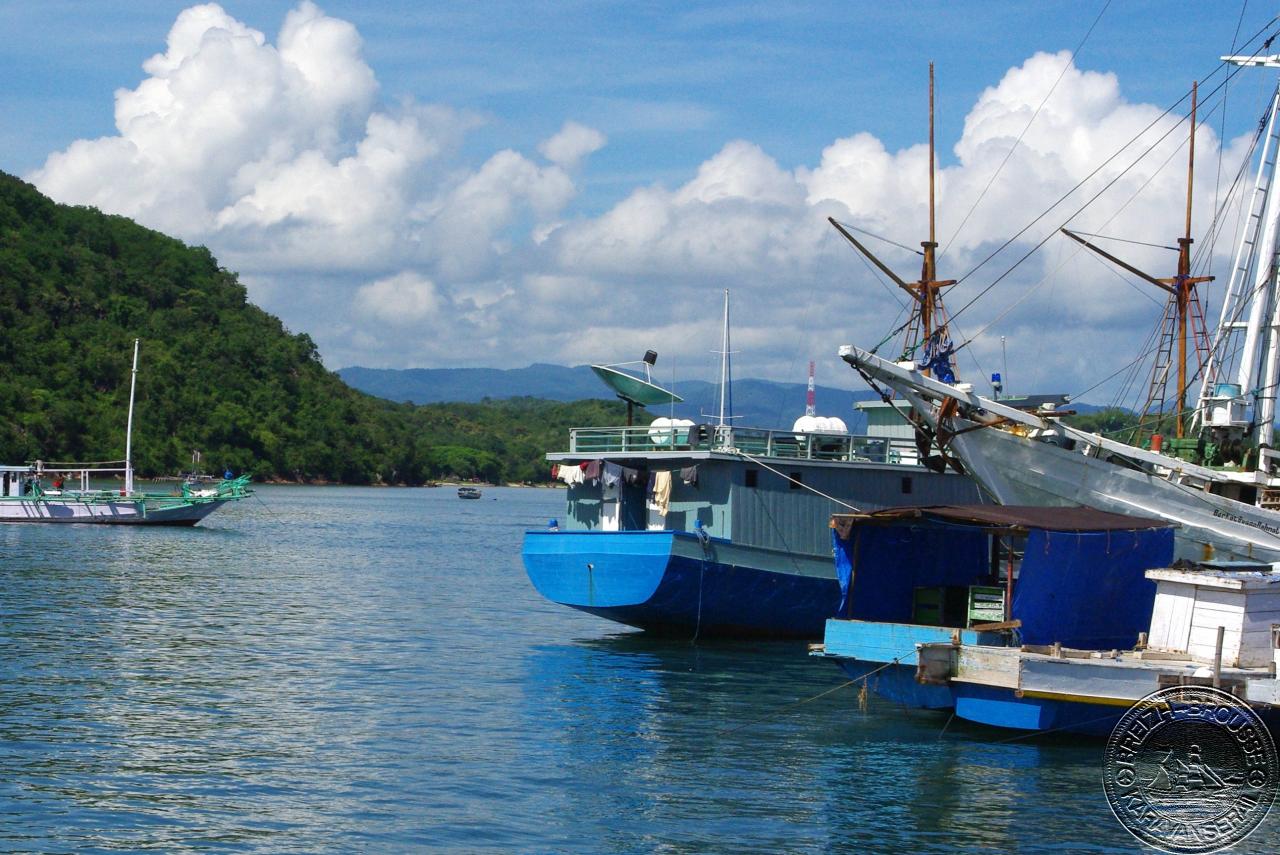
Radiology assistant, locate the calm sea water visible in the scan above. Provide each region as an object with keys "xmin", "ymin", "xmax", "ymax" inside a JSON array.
[{"xmin": 2, "ymin": 485, "xmax": 1278, "ymax": 853}]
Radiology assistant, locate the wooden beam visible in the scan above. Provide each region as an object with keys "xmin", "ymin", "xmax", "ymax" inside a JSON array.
[
  {"xmin": 1061, "ymin": 227, "xmax": 1175, "ymax": 294},
  {"xmin": 829, "ymin": 217, "xmax": 915, "ymax": 296}
]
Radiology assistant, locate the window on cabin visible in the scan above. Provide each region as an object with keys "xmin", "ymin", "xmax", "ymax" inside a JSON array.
[
  {"xmin": 745, "ymin": 469, "xmax": 758, "ymax": 488},
  {"xmin": 789, "ymin": 472, "xmax": 802, "ymax": 490},
  {"xmin": 901, "ymin": 476, "xmax": 913, "ymax": 494}
]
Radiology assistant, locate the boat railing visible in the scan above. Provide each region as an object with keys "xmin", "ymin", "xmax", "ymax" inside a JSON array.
[
  {"xmin": 0, "ymin": 461, "xmax": 253, "ymax": 502},
  {"xmin": 566, "ymin": 425, "xmax": 921, "ymax": 465}
]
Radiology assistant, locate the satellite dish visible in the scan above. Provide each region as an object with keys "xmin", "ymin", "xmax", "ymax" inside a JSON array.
[
  {"xmin": 591, "ymin": 365, "xmax": 683, "ymax": 407},
  {"xmin": 591, "ymin": 357, "xmax": 682, "ymax": 425}
]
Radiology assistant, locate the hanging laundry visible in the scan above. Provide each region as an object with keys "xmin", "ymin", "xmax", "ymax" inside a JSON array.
[
  {"xmin": 679, "ymin": 465, "xmax": 699, "ymax": 486},
  {"xmin": 622, "ymin": 466, "xmax": 644, "ymax": 486},
  {"xmin": 602, "ymin": 462, "xmax": 622, "ymax": 488},
  {"xmin": 583, "ymin": 460, "xmax": 602, "ymax": 480},
  {"xmin": 558, "ymin": 464, "xmax": 585, "ymax": 486},
  {"xmin": 653, "ymin": 470, "xmax": 672, "ymax": 516}
]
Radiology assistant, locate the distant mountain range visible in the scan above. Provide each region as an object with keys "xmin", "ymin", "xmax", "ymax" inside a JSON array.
[{"xmin": 338, "ymin": 364, "xmax": 879, "ymax": 431}]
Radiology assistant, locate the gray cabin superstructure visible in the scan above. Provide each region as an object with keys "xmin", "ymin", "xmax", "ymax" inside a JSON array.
[
  {"xmin": 549, "ymin": 421, "xmax": 979, "ymax": 561},
  {"xmin": 525, "ymin": 413, "xmax": 981, "ymax": 638}
]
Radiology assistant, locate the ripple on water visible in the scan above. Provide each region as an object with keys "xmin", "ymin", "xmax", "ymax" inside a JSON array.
[{"xmin": 3, "ymin": 486, "xmax": 1279, "ymax": 853}]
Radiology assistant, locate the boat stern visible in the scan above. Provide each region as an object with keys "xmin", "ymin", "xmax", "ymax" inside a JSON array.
[{"xmin": 522, "ymin": 529, "xmax": 679, "ymax": 611}]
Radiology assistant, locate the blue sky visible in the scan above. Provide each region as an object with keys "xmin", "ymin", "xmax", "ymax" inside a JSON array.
[
  {"xmin": 2, "ymin": 1, "xmax": 1277, "ymax": 405},
  {"xmin": 4, "ymin": 2, "xmax": 1263, "ymax": 198}
]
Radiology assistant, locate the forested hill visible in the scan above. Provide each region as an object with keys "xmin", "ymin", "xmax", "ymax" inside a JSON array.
[{"xmin": 0, "ymin": 172, "xmax": 624, "ymax": 484}]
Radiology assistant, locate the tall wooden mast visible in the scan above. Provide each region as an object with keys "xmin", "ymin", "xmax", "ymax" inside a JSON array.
[
  {"xmin": 829, "ymin": 62, "xmax": 956, "ymax": 377},
  {"xmin": 1062, "ymin": 81, "xmax": 1213, "ymax": 440},
  {"xmin": 1171, "ymin": 82, "xmax": 1213, "ymax": 438}
]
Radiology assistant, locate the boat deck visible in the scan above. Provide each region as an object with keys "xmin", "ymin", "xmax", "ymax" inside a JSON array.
[
  {"xmin": 552, "ymin": 424, "xmax": 919, "ymax": 466},
  {"xmin": 915, "ymin": 640, "xmax": 1280, "ymax": 707}
]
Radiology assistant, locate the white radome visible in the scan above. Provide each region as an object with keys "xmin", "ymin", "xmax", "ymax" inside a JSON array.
[{"xmin": 792, "ymin": 415, "xmax": 849, "ymax": 434}]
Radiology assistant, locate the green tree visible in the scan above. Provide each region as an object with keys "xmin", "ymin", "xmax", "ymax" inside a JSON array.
[{"xmin": 0, "ymin": 172, "xmax": 630, "ymax": 484}]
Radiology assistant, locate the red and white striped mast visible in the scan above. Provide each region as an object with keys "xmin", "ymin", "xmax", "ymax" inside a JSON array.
[{"xmin": 805, "ymin": 361, "xmax": 816, "ymax": 417}]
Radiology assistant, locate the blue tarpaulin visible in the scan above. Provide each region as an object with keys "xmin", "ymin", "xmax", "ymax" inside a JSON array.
[
  {"xmin": 1012, "ymin": 527, "xmax": 1173, "ymax": 649},
  {"xmin": 832, "ymin": 508, "xmax": 1175, "ymax": 646},
  {"xmin": 834, "ymin": 523, "xmax": 988, "ymax": 619}
]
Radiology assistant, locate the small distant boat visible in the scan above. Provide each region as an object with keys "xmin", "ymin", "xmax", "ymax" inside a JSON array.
[
  {"xmin": 0, "ymin": 340, "xmax": 250, "ymax": 526},
  {"xmin": 457, "ymin": 486, "xmax": 483, "ymax": 499}
]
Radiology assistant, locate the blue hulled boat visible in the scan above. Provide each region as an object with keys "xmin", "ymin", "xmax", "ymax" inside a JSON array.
[
  {"xmin": 812, "ymin": 504, "xmax": 1179, "ymax": 734},
  {"xmin": 521, "ymin": 420, "xmax": 979, "ymax": 639}
]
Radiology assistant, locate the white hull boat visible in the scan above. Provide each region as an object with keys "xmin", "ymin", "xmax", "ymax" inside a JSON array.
[
  {"xmin": 840, "ymin": 345, "xmax": 1280, "ymax": 562},
  {"xmin": 0, "ymin": 476, "xmax": 250, "ymax": 525},
  {"xmin": 0, "ymin": 339, "xmax": 251, "ymax": 526},
  {"xmin": 835, "ymin": 54, "xmax": 1280, "ymax": 565}
]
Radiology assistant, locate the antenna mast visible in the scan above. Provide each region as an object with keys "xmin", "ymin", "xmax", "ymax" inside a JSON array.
[
  {"xmin": 717, "ymin": 289, "xmax": 733, "ymax": 426},
  {"xmin": 805, "ymin": 361, "xmax": 816, "ymax": 416},
  {"xmin": 124, "ymin": 338, "xmax": 139, "ymax": 494}
]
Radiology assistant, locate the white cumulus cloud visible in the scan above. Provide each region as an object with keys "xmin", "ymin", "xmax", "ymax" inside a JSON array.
[
  {"xmin": 29, "ymin": 2, "xmax": 601, "ymax": 282},
  {"xmin": 25, "ymin": 6, "xmax": 1254, "ymax": 406},
  {"xmin": 539, "ymin": 121, "xmax": 607, "ymax": 169},
  {"xmin": 541, "ymin": 50, "xmax": 1247, "ymax": 396}
]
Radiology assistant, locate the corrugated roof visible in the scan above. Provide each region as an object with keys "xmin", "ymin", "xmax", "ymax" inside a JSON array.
[{"xmin": 831, "ymin": 504, "xmax": 1171, "ymax": 539}]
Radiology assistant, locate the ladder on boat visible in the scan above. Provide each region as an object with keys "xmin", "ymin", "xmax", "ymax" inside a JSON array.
[{"xmin": 1142, "ymin": 273, "xmax": 1213, "ymax": 432}]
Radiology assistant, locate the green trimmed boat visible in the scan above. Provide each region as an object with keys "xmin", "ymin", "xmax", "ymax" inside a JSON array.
[{"xmin": 0, "ymin": 340, "xmax": 251, "ymax": 526}]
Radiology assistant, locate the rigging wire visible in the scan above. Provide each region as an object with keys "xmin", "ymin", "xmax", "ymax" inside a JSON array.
[
  {"xmin": 947, "ymin": 92, "xmax": 1196, "ymax": 333},
  {"xmin": 939, "ymin": 0, "xmax": 1114, "ymax": 260},
  {"xmin": 1072, "ymin": 15, "xmax": 1277, "ymax": 416},
  {"xmin": 1160, "ymin": 92, "xmax": 1274, "ymax": 411},
  {"xmin": 1110, "ymin": 320, "xmax": 1164, "ymax": 414},
  {"xmin": 730, "ymin": 450, "xmax": 862, "ymax": 511},
  {"xmin": 848, "ymin": 237, "xmax": 910, "ymax": 310},
  {"xmin": 953, "ymin": 102, "xmax": 1203, "ymax": 349},
  {"xmin": 1069, "ymin": 337, "xmax": 1163, "ymax": 407},
  {"xmin": 964, "ymin": 87, "xmax": 1241, "ymax": 369},
  {"xmin": 1064, "ymin": 232, "xmax": 1178, "ymax": 252},
  {"xmin": 1208, "ymin": 0, "xmax": 1252, "ymax": 279},
  {"xmin": 953, "ymin": 59, "xmax": 1268, "ymax": 414},
  {"xmin": 951, "ymin": 62, "xmax": 1275, "ymax": 366},
  {"xmin": 943, "ymin": 18, "xmax": 1280, "ymax": 333},
  {"xmin": 837, "ymin": 221, "xmax": 924, "ymax": 257}
]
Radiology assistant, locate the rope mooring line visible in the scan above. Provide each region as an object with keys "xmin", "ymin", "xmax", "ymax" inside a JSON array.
[{"xmin": 715, "ymin": 652, "xmax": 914, "ymax": 735}]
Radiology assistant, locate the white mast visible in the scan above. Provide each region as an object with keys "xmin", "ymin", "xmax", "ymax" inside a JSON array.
[
  {"xmin": 124, "ymin": 338, "xmax": 139, "ymax": 494},
  {"xmin": 717, "ymin": 289, "xmax": 731, "ymax": 426},
  {"xmin": 1219, "ymin": 56, "xmax": 1280, "ymax": 462}
]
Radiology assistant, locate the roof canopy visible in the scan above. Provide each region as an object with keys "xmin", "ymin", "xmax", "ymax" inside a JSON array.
[{"xmin": 831, "ymin": 504, "xmax": 1171, "ymax": 540}]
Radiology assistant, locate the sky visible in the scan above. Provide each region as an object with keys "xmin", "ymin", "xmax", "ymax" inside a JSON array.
[{"xmin": 3, "ymin": 1, "xmax": 1279, "ymax": 407}]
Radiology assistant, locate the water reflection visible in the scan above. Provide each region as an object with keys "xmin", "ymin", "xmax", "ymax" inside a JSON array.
[
  {"xmin": 4, "ymin": 487, "xmax": 1279, "ymax": 853},
  {"xmin": 519, "ymin": 634, "xmax": 1280, "ymax": 854}
]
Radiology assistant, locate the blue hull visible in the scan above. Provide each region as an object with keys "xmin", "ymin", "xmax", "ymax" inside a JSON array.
[
  {"xmin": 951, "ymin": 685, "xmax": 1280, "ymax": 737},
  {"xmin": 951, "ymin": 684, "xmax": 1122, "ymax": 736},
  {"xmin": 819, "ymin": 620, "xmax": 1007, "ymax": 711},
  {"xmin": 521, "ymin": 530, "xmax": 839, "ymax": 638}
]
